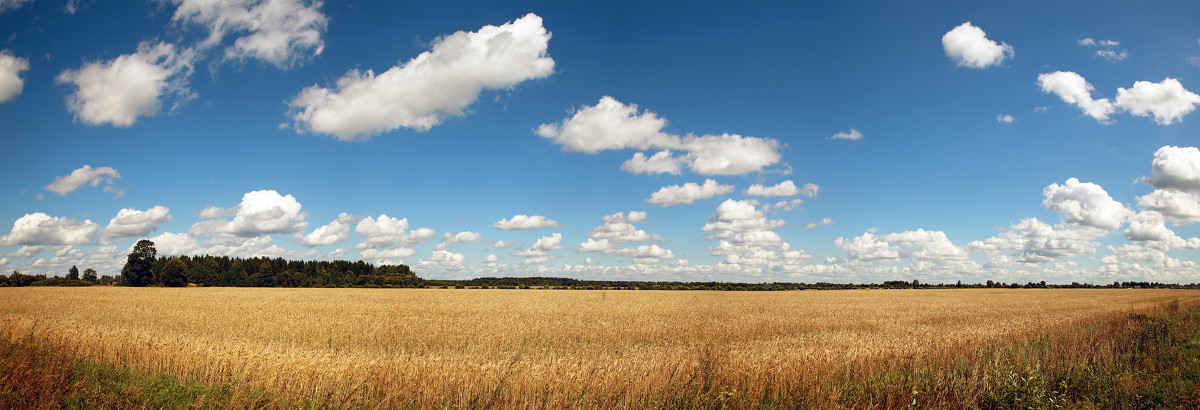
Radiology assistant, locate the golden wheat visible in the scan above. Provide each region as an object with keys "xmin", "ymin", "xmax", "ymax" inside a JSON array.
[{"xmin": 2, "ymin": 287, "xmax": 1196, "ymax": 407}]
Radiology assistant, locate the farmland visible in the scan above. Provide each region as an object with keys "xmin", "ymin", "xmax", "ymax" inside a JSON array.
[{"xmin": 3, "ymin": 287, "xmax": 1199, "ymax": 408}]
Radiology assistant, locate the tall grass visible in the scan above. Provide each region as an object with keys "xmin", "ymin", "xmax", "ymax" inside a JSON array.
[{"xmin": 1, "ymin": 288, "xmax": 1197, "ymax": 408}]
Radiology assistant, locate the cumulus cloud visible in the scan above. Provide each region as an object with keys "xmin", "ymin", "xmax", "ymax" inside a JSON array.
[
  {"xmin": 804, "ymin": 218, "xmax": 833, "ymax": 229},
  {"xmin": 1137, "ymin": 190, "xmax": 1200, "ymax": 225},
  {"xmin": 0, "ymin": 213, "xmax": 99, "ymax": 246},
  {"xmin": 359, "ymin": 246, "xmax": 417, "ymax": 260},
  {"xmin": 621, "ymin": 151, "xmax": 683, "ymax": 175},
  {"xmin": 0, "ymin": 50, "xmax": 29, "ymax": 103},
  {"xmin": 762, "ymin": 199, "xmax": 804, "ymax": 213},
  {"xmin": 1112, "ymin": 78, "xmax": 1200, "ymax": 125},
  {"xmin": 647, "ymin": 179, "xmax": 734, "ymax": 207},
  {"xmin": 493, "ymin": 214, "xmax": 563, "ymax": 230},
  {"xmin": 835, "ymin": 233, "xmax": 901, "ymax": 262},
  {"xmin": 1142, "ymin": 146, "xmax": 1200, "ymax": 193},
  {"xmin": 1039, "ymin": 73, "xmax": 1200, "ymax": 125},
  {"xmin": 827, "ymin": 129, "xmax": 862, "ymax": 141},
  {"xmin": 493, "ymin": 240, "xmax": 515, "ymax": 248},
  {"xmin": 147, "ymin": 232, "xmax": 202, "ymax": 256},
  {"xmin": 56, "ymin": 42, "xmax": 195, "ymax": 127},
  {"xmin": 172, "ymin": 0, "xmax": 327, "ymax": 68},
  {"xmin": 435, "ymin": 231, "xmax": 483, "ymax": 250},
  {"xmin": 701, "ymin": 199, "xmax": 785, "ymax": 236},
  {"xmin": 1042, "ymin": 177, "xmax": 1132, "ymax": 229},
  {"xmin": 1124, "ymin": 212, "xmax": 1200, "ymax": 249},
  {"xmin": 102, "ymin": 206, "xmax": 173, "ymax": 239},
  {"xmin": 698, "ymin": 199, "xmax": 810, "ymax": 269},
  {"xmin": 354, "ymin": 214, "xmax": 435, "ymax": 249},
  {"xmin": 1096, "ymin": 49, "xmax": 1127, "ymax": 61},
  {"xmin": 967, "ymin": 218, "xmax": 1107, "ymax": 264},
  {"xmin": 295, "ymin": 212, "xmax": 356, "ymax": 246},
  {"xmin": 420, "ymin": 249, "xmax": 466, "ymax": 266},
  {"xmin": 1078, "ymin": 38, "xmax": 1126, "ymax": 62},
  {"xmin": 588, "ymin": 211, "xmax": 651, "ymax": 242},
  {"xmin": 44, "ymin": 165, "xmax": 121, "ymax": 196},
  {"xmin": 190, "ymin": 190, "xmax": 306, "ymax": 237},
  {"xmin": 288, "ymin": 13, "xmax": 553, "ymax": 140},
  {"xmin": 1037, "ymin": 71, "xmax": 1116, "ymax": 123},
  {"xmin": 942, "ymin": 22, "xmax": 1013, "ymax": 69},
  {"xmin": 512, "ymin": 232, "xmax": 561, "ymax": 264},
  {"xmin": 538, "ymin": 96, "xmax": 784, "ymax": 176},
  {"xmin": 745, "ymin": 180, "xmax": 806, "ymax": 197},
  {"xmin": 997, "ymin": 114, "xmax": 1016, "ymax": 124}
]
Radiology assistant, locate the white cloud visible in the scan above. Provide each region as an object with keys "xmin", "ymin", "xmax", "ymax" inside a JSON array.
[
  {"xmin": 538, "ymin": 96, "xmax": 783, "ymax": 176},
  {"xmin": 1078, "ymin": 38, "xmax": 1097, "ymax": 47},
  {"xmin": 997, "ymin": 114, "xmax": 1016, "ymax": 124},
  {"xmin": 354, "ymin": 214, "xmax": 435, "ymax": 249},
  {"xmin": 436, "ymin": 231, "xmax": 483, "ymax": 250},
  {"xmin": 762, "ymin": 199, "xmax": 804, "ymax": 213},
  {"xmin": 0, "ymin": 0, "xmax": 31, "ymax": 13},
  {"xmin": 1142, "ymin": 146, "xmax": 1200, "ymax": 193},
  {"xmin": 420, "ymin": 249, "xmax": 465, "ymax": 266},
  {"xmin": 966, "ymin": 218, "xmax": 1107, "ymax": 264},
  {"xmin": 359, "ymin": 246, "xmax": 416, "ymax": 260},
  {"xmin": 1096, "ymin": 49, "xmax": 1127, "ymax": 61},
  {"xmin": 621, "ymin": 151, "xmax": 683, "ymax": 175},
  {"xmin": 0, "ymin": 50, "xmax": 29, "ymax": 103},
  {"xmin": 44, "ymin": 165, "xmax": 121, "ymax": 196},
  {"xmin": 701, "ymin": 199, "xmax": 785, "ymax": 235},
  {"xmin": 1040, "ymin": 73, "xmax": 1200, "ymax": 125},
  {"xmin": 512, "ymin": 232, "xmax": 562, "ymax": 264},
  {"xmin": 492, "ymin": 214, "xmax": 562, "ymax": 230},
  {"xmin": 588, "ymin": 211, "xmax": 651, "ymax": 242},
  {"xmin": 56, "ymin": 42, "xmax": 195, "ymax": 127},
  {"xmin": 288, "ymin": 13, "xmax": 553, "ymax": 140},
  {"xmin": 647, "ymin": 179, "xmax": 734, "ymax": 207},
  {"xmin": 827, "ymin": 129, "xmax": 862, "ymax": 141},
  {"xmin": 1037, "ymin": 71, "xmax": 1115, "ymax": 123},
  {"xmin": 484, "ymin": 254, "xmax": 499, "ymax": 263},
  {"xmin": 295, "ymin": 213, "xmax": 356, "ymax": 246},
  {"xmin": 804, "ymin": 218, "xmax": 833, "ymax": 229},
  {"xmin": 493, "ymin": 240, "xmax": 515, "ymax": 248},
  {"xmin": 102, "ymin": 206, "xmax": 173, "ymax": 239},
  {"xmin": 942, "ymin": 22, "xmax": 1013, "ymax": 69},
  {"xmin": 190, "ymin": 190, "xmax": 306, "ymax": 237},
  {"xmin": 1137, "ymin": 190, "xmax": 1200, "ymax": 225},
  {"xmin": 1112, "ymin": 78, "xmax": 1200, "ymax": 125},
  {"xmin": 745, "ymin": 180, "xmax": 813, "ymax": 198},
  {"xmin": 0, "ymin": 213, "xmax": 99, "ymax": 246},
  {"xmin": 835, "ymin": 233, "xmax": 901, "ymax": 262},
  {"xmin": 147, "ymin": 232, "xmax": 202, "ymax": 256},
  {"xmin": 171, "ymin": 0, "xmax": 327, "ymax": 68},
  {"xmin": 1124, "ymin": 212, "xmax": 1200, "ymax": 250},
  {"xmin": 1042, "ymin": 177, "xmax": 1132, "ymax": 229}
]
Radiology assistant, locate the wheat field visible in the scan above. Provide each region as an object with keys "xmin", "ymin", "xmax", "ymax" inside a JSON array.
[{"xmin": 2, "ymin": 287, "xmax": 1197, "ymax": 407}]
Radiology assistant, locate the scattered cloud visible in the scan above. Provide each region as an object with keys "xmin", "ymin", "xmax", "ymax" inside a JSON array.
[
  {"xmin": 0, "ymin": 0, "xmax": 31, "ymax": 13},
  {"xmin": 647, "ymin": 179, "xmax": 734, "ymax": 207},
  {"xmin": 288, "ymin": 13, "xmax": 553, "ymax": 140},
  {"xmin": 827, "ymin": 129, "xmax": 862, "ymax": 141},
  {"xmin": 1037, "ymin": 71, "xmax": 1116, "ymax": 123},
  {"xmin": 0, "ymin": 50, "xmax": 29, "ymax": 103},
  {"xmin": 997, "ymin": 114, "xmax": 1016, "ymax": 124},
  {"xmin": 1112, "ymin": 78, "xmax": 1200, "ymax": 125},
  {"xmin": 761, "ymin": 198, "xmax": 804, "ymax": 213},
  {"xmin": 102, "ymin": 206, "xmax": 173, "ymax": 239},
  {"xmin": 512, "ymin": 232, "xmax": 562, "ymax": 264},
  {"xmin": 745, "ymin": 180, "xmax": 800, "ymax": 197},
  {"xmin": 56, "ymin": 42, "xmax": 196, "ymax": 127},
  {"xmin": 492, "ymin": 214, "xmax": 563, "ymax": 230},
  {"xmin": 493, "ymin": 240, "xmax": 515, "ymax": 248},
  {"xmin": 1078, "ymin": 37, "xmax": 1126, "ymax": 62},
  {"xmin": 147, "ymin": 232, "xmax": 202, "ymax": 256},
  {"xmin": 354, "ymin": 214, "xmax": 435, "ymax": 249},
  {"xmin": 44, "ymin": 165, "xmax": 121, "ymax": 196},
  {"xmin": 435, "ymin": 231, "xmax": 483, "ymax": 250},
  {"xmin": 190, "ymin": 190, "xmax": 307, "ymax": 237},
  {"xmin": 1042, "ymin": 177, "xmax": 1132, "ymax": 230},
  {"xmin": 942, "ymin": 22, "xmax": 1013, "ymax": 69},
  {"xmin": 538, "ymin": 96, "xmax": 784, "ymax": 176},
  {"xmin": 1039, "ymin": 72, "xmax": 1200, "ymax": 125},
  {"xmin": 295, "ymin": 213, "xmax": 357, "ymax": 246},
  {"xmin": 1142, "ymin": 146, "xmax": 1200, "ymax": 193},
  {"xmin": 0, "ymin": 213, "xmax": 99, "ymax": 246},
  {"xmin": 621, "ymin": 151, "xmax": 683, "ymax": 175},
  {"xmin": 805, "ymin": 218, "xmax": 833, "ymax": 229},
  {"xmin": 1137, "ymin": 190, "xmax": 1200, "ymax": 225},
  {"xmin": 171, "ymin": 0, "xmax": 328, "ymax": 68},
  {"xmin": 420, "ymin": 249, "xmax": 466, "ymax": 266},
  {"xmin": 587, "ymin": 211, "xmax": 650, "ymax": 242},
  {"xmin": 1096, "ymin": 49, "xmax": 1127, "ymax": 61}
]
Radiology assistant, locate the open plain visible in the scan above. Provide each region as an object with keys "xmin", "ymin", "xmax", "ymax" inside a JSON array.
[{"xmin": 2, "ymin": 287, "xmax": 1198, "ymax": 408}]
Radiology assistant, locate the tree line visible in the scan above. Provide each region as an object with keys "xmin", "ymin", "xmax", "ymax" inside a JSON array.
[{"xmin": 1, "ymin": 239, "xmax": 1197, "ymax": 290}]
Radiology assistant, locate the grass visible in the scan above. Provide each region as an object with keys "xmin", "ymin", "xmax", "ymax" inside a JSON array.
[{"xmin": 1, "ymin": 287, "xmax": 1198, "ymax": 408}]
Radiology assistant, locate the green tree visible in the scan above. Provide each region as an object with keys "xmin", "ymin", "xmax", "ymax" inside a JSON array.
[
  {"xmin": 82, "ymin": 268, "xmax": 97, "ymax": 282},
  {"xmin": 160, "ymin": 258, "xmax": 188, "ymax": 287},
  {"xmin": 121, "ymin": 239, "xmax": 157, "ymax": 286},
  {"xmin": 67, "ymin": 265, "xmax": 80, "ymax": 280}
]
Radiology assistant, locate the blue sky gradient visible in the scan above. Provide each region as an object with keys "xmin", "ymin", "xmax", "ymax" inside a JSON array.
[{"xmin": 1, "ymin": 1, "xmax": 1198, "ymax": 283}]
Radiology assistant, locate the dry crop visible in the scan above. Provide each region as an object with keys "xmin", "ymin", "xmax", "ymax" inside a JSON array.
[{"xmin": 2, "ymin": 287, "xmax": 1197, "ymax": 408}]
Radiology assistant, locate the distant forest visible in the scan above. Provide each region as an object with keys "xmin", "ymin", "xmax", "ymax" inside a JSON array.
[{"xmin": 1, "ymin": 240, "xmax": 1197, "ymax": 290}]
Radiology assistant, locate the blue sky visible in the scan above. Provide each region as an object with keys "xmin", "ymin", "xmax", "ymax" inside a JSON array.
[{"xmin": 1, "ymin": 0, "xmax": 1198, "ymax": 284}]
